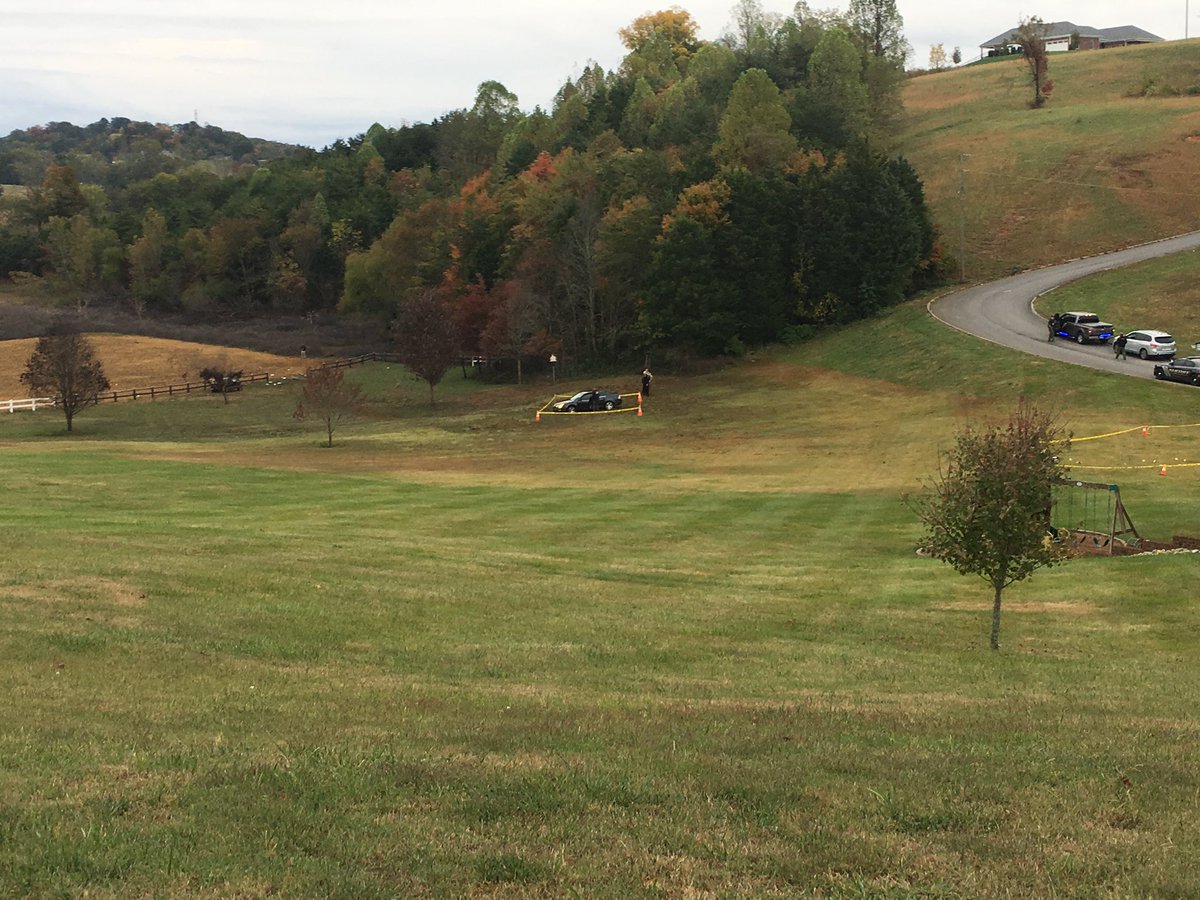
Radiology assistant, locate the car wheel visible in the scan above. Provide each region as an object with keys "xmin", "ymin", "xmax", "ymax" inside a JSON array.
[
  {"xmin": 1139, "ymin": 348, "xmax": 1149, "ymax": 360},
  {"xmin": 604, "ymin": 400, "xmax": 615, "ymax": 410},
  {"xmin": 1075, "ymin": 334, "xmax": 1086, "ymax": 344},
  {"xmin": 567, "ymin": 406, "xmax": 577, "ymax": 412}
]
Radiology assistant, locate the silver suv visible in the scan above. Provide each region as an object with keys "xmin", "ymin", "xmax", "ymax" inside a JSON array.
[{"xmin": 1121, "ymin": 330, "xmax": 1176, "ymax": 360}]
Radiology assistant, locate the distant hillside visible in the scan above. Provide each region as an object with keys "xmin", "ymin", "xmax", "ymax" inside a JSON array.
[
  {"xmin": 899, "ymin": 40, "xmax": 1200, "ymax": 280},
  {"xmin": 0, "ymin": 118, "xmax": 302, "ymax": 187}
]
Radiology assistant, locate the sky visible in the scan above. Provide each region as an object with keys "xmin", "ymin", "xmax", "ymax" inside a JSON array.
[{"xmin": 1, "ymin": 1, "xmax": 1195, "ymax": 148}]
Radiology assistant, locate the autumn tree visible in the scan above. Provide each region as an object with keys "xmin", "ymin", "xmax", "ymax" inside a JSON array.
[
  {"xmin": 20, "ymin": 329, "xmax": 110, "ymax": 433},
  {"xmin": 618, "ymin": 8, "xmax": 700, "ymax": 63},
  {"xmin": 392, "ymin": 289, "xmax": 460, "ymax": 405},
  {"xmin": 929, "ymin": 44, "xmax": 947, "ymax": 70},
  {"xmin": 293, "ymin": 365, "xmax": 366, "ymax": 447},
  {"xmin": 916, "ymin": 402, "xmax": 1069, "ymax": 651},
  {"xmin": 1013, "ymin": 17, "xmax": 1051, "ymax": 108}
]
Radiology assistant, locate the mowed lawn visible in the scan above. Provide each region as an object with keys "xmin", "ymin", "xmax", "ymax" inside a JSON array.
[{"xmin": 2, "ymin": 302, "xmax": 1200, "ymax": 896}]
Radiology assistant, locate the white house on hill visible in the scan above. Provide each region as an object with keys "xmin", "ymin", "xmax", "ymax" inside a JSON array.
[{"xmin": 980, "ymin": 22, "xmax": 1163, "ymax": 57}]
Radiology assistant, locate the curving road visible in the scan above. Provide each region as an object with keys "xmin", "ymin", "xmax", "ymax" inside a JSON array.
[{"xmin": 929, "ymin": 231, "xmax": 1200, "ymax": 379}]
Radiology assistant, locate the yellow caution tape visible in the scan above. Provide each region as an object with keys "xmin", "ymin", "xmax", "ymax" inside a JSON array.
[{"xmin": 1067, "ymin": 422, "xmax": 1200, "ymax": 443}]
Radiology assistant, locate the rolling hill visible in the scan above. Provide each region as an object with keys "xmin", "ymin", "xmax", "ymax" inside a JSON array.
[{"xmin": 900, "ymin": 39, "xmax": 1200, "ymax": 280}]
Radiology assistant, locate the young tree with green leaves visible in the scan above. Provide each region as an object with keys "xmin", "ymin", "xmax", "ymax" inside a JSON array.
[
  {"xmin": 916, "ymin": 403, "xmax": 1069, "ymax": 651},
  {"xmin": 20, "ymin": 329, "xmax": 110, "ymax": 433}
]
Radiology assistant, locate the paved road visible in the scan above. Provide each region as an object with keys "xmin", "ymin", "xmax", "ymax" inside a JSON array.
[{"xmin": 928, "ymin": 231, "xmax": 1200, "ymax": 379}]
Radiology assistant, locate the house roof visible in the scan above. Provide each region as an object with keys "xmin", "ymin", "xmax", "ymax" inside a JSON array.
[
  {"xmin": 1097, "ymin": 25, "xmax": 1164, "ymax": 43},
  {"xmin": 980, "ymin": 21, "xmax": 1163, "ymax": 48}
]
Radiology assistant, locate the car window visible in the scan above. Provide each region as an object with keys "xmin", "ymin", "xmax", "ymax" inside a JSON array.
[
  {"xmin": 1078, "ymin": 315, "xmax": 1099, "ymax": 323},
  {"xmin": 1127, "ymin": 333, "xmax": 1145, "ymax": 341},
  {"xmin": 1158, "ymin": 334, "xmax": 1174, "ymax": 343}
]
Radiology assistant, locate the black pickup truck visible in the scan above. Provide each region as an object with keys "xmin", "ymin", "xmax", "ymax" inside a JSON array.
[{"xmin": 1054, "ymin": 311, "xmax": 1114, "ymax": 344}]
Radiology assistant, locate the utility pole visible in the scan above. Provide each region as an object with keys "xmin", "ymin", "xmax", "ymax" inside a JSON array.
[{"xmin": 958, "ymin": 153, "xmax": 969, "ymax": 283}]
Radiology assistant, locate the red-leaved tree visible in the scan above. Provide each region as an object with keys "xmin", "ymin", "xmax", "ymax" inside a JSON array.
[
  {"xmin": 293, "ymin": 366, "xmax": 366, "ymax": 447},
  {"xmin": 392, "ymin": 289, "xmax": 460, "ymax": 405}
]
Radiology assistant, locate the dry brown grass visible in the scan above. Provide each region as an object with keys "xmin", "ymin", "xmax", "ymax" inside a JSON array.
[
  {"xmin": 901, "ymin": 42, "xmax": 1200, "ymax": 277},
  {"xmin": 0, "ymin": 333, "xmax": 310, "ymax": 399}
]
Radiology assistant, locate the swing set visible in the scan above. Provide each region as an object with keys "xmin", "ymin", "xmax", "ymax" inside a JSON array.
[{"xmin": 1052, "ymin": 480, "xmax": 1140, "ymax": 556}]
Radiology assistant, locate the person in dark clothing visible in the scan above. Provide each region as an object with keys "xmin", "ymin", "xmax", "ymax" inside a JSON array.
[
  {"xmin": 1047, "ymin": 314, "xmax": 1059, "ymax": 342},
  {"xmin": 641, "ymin": 367, "xmax": 653, "ymax": 397},
  {"xmin": 1114, "ymin": 334, "xmax": 1128, "ymax": 359}
]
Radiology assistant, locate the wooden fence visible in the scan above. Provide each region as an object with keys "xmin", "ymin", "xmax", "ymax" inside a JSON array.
[
  {"xmin": 1, "ymin": 352, "xmax": 400, "ymax": 413},
  {"xmin": 3, "ymin": 397, "xmax": 54, "ymax": 413}
]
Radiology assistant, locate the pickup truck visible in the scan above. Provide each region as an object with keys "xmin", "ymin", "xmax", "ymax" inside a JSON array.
[{"xmin": 1054, "ymin": 311, "xmax": 1114, "ymax": 344}]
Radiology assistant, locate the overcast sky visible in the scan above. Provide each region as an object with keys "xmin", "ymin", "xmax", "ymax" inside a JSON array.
[{"xmin": 1, "ymin": 1, "xmax": 1194, "ymax": 148}]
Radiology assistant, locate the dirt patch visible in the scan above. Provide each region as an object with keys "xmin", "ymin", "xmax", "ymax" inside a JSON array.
[
  {"xmin": 0, "ymin": 334, "xmax": 309, "ymax": 400},
  {"xmin": 1, "ymin": 575, "xmax": 147, "ymax": 607}
]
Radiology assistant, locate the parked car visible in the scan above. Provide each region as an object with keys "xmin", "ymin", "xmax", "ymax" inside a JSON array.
[
  {"xmin": 1121, "ymin": 330, "xmax": 1176, "ymax": 360},
  {"xmin": 1153, "ymin": 357, "xmax": 1200, "ymax": 385},
  {"xmin": 1055, "ymin": 311, "xmax": 1114, "ymax": 344},
  {"xmin": 552, "ymin": 389, "xmax": 623, "ymax": 412}
]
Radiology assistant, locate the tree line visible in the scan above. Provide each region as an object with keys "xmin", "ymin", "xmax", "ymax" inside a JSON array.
[{"xmin": 0, "ymin": 0, "xmax": 939, "ymax": 364}]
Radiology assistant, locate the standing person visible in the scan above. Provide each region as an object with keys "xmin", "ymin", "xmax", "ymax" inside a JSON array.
[
  {"xmin": 1114, "ymin": 334, "xmax": 1128, "ymax": 359},
  {"xmin": 641, "ymin": 367, "xmax": 653, "ymax": 397},
  {"xmin": 1047, "ymin": 314, "xmax": 1058, "ymax": 342}
]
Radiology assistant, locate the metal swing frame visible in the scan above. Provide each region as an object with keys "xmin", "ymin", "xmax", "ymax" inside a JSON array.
[{"xmin": 1054, "ymin": 480, "xmax": 1140, "ymax": 556}]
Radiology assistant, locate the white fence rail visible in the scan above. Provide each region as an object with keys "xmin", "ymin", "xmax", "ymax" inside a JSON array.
[{"xmin": 3, "ymin": 397, "xmax": 54, "ymax": 413}]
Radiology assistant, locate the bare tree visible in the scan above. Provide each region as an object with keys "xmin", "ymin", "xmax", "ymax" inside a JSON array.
[
  {"xmin": 293, "ymin": 366, "xmax": 366, "ymax": 447},
  {"xmin": 1012, "ymin": 17, "xmax": 1051, "ymax": 108},
  {"xmin": 392, "ymin": 289, "xmax": 460, "ymax": 405},
  {"xmin": 20, "ymin": 329, "xmax": 110, "ymax": 432},
  {"xmin": 915, "ymin": 402, "xmax": 1069, "ymax": 650}
]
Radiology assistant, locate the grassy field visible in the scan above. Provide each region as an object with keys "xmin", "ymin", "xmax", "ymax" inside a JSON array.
[
  {"xmin": 901, "ymin": 40, "xmax": 1200, "ymax": 280},
  {"xmin": 3, "ymin": 295, "xmax": 1200, "ymax": 896}
]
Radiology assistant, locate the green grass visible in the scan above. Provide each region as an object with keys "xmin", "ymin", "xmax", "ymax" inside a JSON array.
[{"xmin": 3, "ymin": 301, "xmax": 1200, "ymax": 895}]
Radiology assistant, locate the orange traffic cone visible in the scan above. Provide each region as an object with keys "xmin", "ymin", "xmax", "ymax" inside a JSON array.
[
  {"xmin": 637, "ymin": 404, "xmax": 643, "ymax": 417},
  {"xmin": 1142, "ymin": 426, "xmax": 1149, "ymax": 436},
  {"xmin": 1159, "ymin": 465, "xmax": 1167, "ymax": 475},
  {"xmin": 535, "ymin": 410, "xmax": 541, "ymax": 422}
]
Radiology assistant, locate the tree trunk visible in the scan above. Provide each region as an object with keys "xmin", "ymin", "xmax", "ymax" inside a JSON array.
[
  {"xmin": 990, "ymin": 582, "xmax": 1003, "ymax": 651},
  {"xmin": 325, "ymin": 420, "xmax": 333, "ymax": 448}
]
